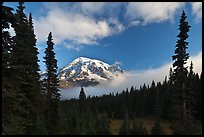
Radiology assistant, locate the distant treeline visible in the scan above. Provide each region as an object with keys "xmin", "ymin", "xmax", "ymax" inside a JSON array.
[{"xmin": 62, "ymin": 72, "xmax": 202, "ymax": 120}]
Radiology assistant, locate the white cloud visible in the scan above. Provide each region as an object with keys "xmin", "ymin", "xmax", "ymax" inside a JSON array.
[
  {"xmin": 109, "ymin": 50, "xmax": 202, "ymax": 89},
  {"xmin": 187, "ymin": 51, "xmax": 202, "ymax": 74},
  {"xmin": 34, "ymin": 4, "xmax": 126, "ymax": 49},
  {"xmin": 107, "ymin": 18, "xmax": 125, "ymax": 33},
  {"xmin": 34, "ymin": 9, "xmax": 111, "ymax": 45},
  {"xmin": 191, "ymin": 2, "xmax": 202, "ymax": 22},
  {"xmin": 63, "ymin": 44, "xmax": 81, "ymax": 52},
  {"xmin": 129, "ymin": 20, "xmax": 141, "ymax": 27},
  {"xmin": 126, "ymin": 2, "xmax": 185, "ymax": 25},
  {"xmin": 109, "ymin": 63, "xmax": 172, "ymax": 89},
  {"xmin": 79, "ymin": 2, "xmax": 106, "ymax": 16}
]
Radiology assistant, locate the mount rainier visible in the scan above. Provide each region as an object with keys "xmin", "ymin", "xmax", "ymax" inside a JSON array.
[{"xmin": 58, "ymin": 57, "xmax": 124, "ymax": 88}]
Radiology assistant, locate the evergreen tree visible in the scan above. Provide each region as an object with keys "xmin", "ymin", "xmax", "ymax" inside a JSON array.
[
  {"xmin": 168, "ymin": 67, "xmax": 174, "ymax": 85},
  {"xmin": 151, "ymin": 80, "xmax": 156, "ymax": 88},
  {"xmin": 43, "ymin": 32, "xmax": 61, "ymax": 134},
  {"xmin": 186, "ymin": 61, "xmax": 195, "ymax": 119},
  {"xmin": 4, "ymin": 2, "xmax": 47, "ymax": 134},
  {"xmin": 25, "ymin": 12, "xmax": 47, "ymax": 135},
  {"xmin": 198, "ymin": 72, "xmax": 202, "ymax": 120},
  {"xmin": 185, "ymin": 62, "xmax": 200, "ymax": 134},
  {"xmin": 171, "ymin": 11, "xmax": 197, "ymax": 135},
  {"xmin": 151, "ymin": 88, "xmax": 165, "ymax": 135},
  {"xmin": 130, "ymin": 86, "xmax": 134, "ymax": 93},
  {"xmin": 2, "ymin": 3, "xmax": 22, "ymax": 135},
  {"xmin": 10, "ymin": 2, "xmax": 36, "ymax": 134},
  {"xmin": 79, "ymin": 87, "xmax": 86, "ymax": 100},
  {"xmin": 79, "ymin": 87, "xmax": 86, "ymax": 113}
]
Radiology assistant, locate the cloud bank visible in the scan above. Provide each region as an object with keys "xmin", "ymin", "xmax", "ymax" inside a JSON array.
[
  {"xmin": 61, "ymin": 51, "xmax": 202, "ymax": 100},
  {"xmin": 34, "ymin": 9, "xmax": 111, "ymax": 45},
  {"xmin": 126, "ymin": 2, "xmax": 185, "ymax": 25},
  {"xmin": 34, "ymin": 2, "xmax": 124, "ymax": 50}
]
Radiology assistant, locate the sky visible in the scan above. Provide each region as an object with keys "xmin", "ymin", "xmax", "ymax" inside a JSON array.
[{"xmin": 4, "ymin": 2, "xmax": 202, "ymax": 99}]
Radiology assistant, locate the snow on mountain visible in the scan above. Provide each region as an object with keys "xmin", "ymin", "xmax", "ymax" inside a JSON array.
[{"xmin": 58, "ymin": 57, "xmax": 124, "ymax": 88}]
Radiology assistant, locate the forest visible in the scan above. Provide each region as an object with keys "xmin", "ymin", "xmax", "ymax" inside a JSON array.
[{"xmin": 2, "ymin": 2, "xmax": 202, "ymax": 135}]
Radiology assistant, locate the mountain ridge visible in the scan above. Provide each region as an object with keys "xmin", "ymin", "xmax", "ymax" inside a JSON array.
[{"xmin": 58, "ymin": 57, "xmax": 124, "ymax": 88}]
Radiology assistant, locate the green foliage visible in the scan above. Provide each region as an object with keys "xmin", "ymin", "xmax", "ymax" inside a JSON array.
[
  {"xmin": 171, "ymin": 10, "xmax": 199, "ymax": 135},
  {"xmin": 2, "ymin": 2, "xmax": 47, "ymax": 134},
  {"xmin": 43, "ymin": 32, "xmax": 61, "ymax": 134},
  {"xmin": 2, "ymin": 3, "xmax": 18, "ymax": 135}
]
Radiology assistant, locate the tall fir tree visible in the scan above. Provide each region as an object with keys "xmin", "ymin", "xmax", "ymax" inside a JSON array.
[
  {"xmin": 185, "ymin": 61, "xmax": 200, "ymax": 134},
  {"xmin": 26, "ymin": 13, "xmax": 47, "ymax": 134},
  {"xmin": 2, "ymin": 3, "xmax": 22, "ymax": 135},
  {"xmin": 11, "ymin": 2, "xmax": 35, "ymax": 134},
  {"xmin": 4, "ymin": 2, "xmax": 47, "ymax": 134},
  {"xmin": 79, "ymin": 87, "xmax": 86, "ymax": 113},
  {"xmin": 79, "ymin": 87, "xmax": 86, "ymax": 100},
  {"xmin": 171, "ymin": 10, "xmax": 197, "ymax": 135},
  {"xmin": 43, "ymin": 32, "xmax": 61, "ymax": 135}
]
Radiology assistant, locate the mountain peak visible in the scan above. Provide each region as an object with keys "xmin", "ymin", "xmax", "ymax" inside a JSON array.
[
  {"xmin": 73, "ymin": 56, "xmax": 91, "ymax": 62},
  {"xmin": 58, "ymin": 57, "xmax": 124, "ymax": 88}
]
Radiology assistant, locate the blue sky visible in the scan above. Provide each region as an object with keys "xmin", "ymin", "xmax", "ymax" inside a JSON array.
[{"xmin": 4, "ymin": 2, "xmax": 202, "ymax": 73}]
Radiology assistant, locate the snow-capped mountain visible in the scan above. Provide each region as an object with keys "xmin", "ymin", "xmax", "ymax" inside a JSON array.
[{"xmin": 58, "ymin": 57, "xmax": 124, "ymax": 88}]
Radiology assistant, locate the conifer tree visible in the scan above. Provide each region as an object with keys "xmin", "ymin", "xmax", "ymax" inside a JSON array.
[
  {"xmin": 79, "ymin": 87, "xmax": 86, "ymax": 113},
  {"xmin": 171, "ymin": 10, "xmax": 197, "ymax": 135},
  {"xmin": 79, "ymin": 87, "xmax": 86, "ymax": 100},
  {"xmin": 4, "ymin": 2, "xmax": 47, "ymax": 134},
  {"xmin": 151, "ymin": 88, "xmax": 164, "ymax": 135},
  {"xmin": 198, "ymin": 72, "xmax": 202, "ymax": 120},
  {"xmin": 2, "ymin": 3, "xmax": 22, "ymax": 135},
  {"xmin": 25, "ymin": 12, "xmax": 47, "ymax": 135},
  {"xmin": 186, "ymin": 61, "xmax": 195, "ymax": 118},
  {"xmin": 11, "ymin": 2, "xmax": 35, "ymax": 134},
  {"xmin": 43, "ymin": 32, "xmax": 61, "ymax": 134}
]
